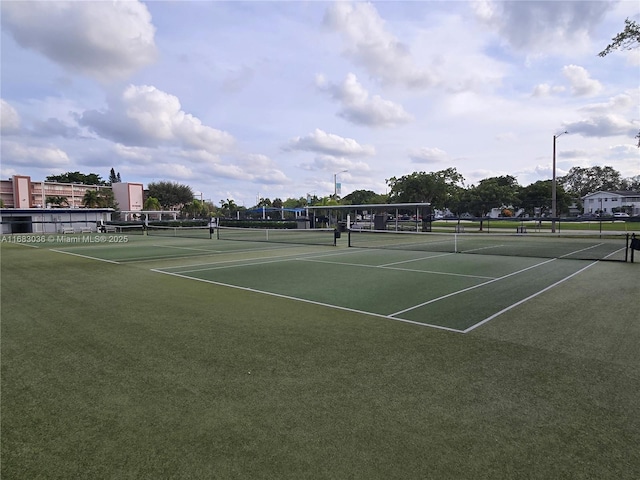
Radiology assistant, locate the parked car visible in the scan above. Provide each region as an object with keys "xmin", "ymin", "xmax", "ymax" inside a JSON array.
[{"xmin": 613, "ymin": 212, "xmax": 630, "ymax": 218}]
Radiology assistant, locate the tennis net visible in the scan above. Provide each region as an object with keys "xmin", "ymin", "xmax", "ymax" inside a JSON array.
[
  {"xmin": 217, "ymin": 226, "xmax": 336, "ymax": 246},
  {"xmin": 147, "ymin": 225, "xmax": 212, "ymax": 239},
  {"xmin": 108, "ymin": 224, "xmax": 145, "ymax": 234},
  {"xmin": 348, "ymin": 229, "xmax": 631, "ymax": 262}
]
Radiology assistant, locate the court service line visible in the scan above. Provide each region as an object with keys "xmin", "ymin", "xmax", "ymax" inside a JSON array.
[
  {"xmin": 389, "ymin": 258, "xmax": 557, "ymax": 317},
  {"xmin": 152, "ymin": 244, "xmax": 225, "ymax": 253},
  {"xmin": 116, "ymin": 244, "xmax": 301, "ymax": 264},
  {"xmin": 150, "ymin": 268, "xmax": 464, "ymax": 333},
  {"xmin": 160, "ymin": 247, "xmax": 357, "ymax": 272},
  {"xmin": 378, "ymin": 252, "xmax": 456, "ymax": 267},
  {"xmin": 463, "ymin": 261, "xmax": 598, "ymax": 333},
  {"xmin": 297, "ymin": 257, "xmax": 496, "ymax": 280},
  {"xmin": 50, "ymin": 249, "xmax": 121, "ymax": 264}
]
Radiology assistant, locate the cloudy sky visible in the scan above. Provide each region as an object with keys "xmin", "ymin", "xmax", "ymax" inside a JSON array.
[{"xmin": 1, "ymin": 1, "xmax": 639, "ymax": 207}]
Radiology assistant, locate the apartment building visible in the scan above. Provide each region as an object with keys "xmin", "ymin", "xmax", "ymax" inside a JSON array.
[
  {"xmin": 582, "ymin": 190, "xmax": 640, "ymax": 216},
  {"xmin": 0, "ymin": 175, "xmax": 143, "ymax": 211}
]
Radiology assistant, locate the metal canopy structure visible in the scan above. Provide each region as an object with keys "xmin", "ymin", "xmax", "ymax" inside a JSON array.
[{"xmin": 305, "ymin": 202, "xmax": 430, "ymax": 211}]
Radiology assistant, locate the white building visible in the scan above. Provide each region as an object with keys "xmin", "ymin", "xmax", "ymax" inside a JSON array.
[{"xmin": 581, "ymin": 191, "xmax": 640, "ymax": 216}]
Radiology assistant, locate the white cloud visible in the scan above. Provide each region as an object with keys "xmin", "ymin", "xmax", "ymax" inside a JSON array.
[
  {"xmin": 531, "ymin": 83, "xmax": 566, "ymax": 97},
  {"xmin": 562, "ymin": 65, "xmax": 603, "ymax": 96},
  {"xmin": 473, "ymin": 0, "xmax": 612, "ymax": 54},
  {"xmin": 316, "ymin": 73, "xmax": 413, "ymax": 127},
  {"xmin": 80, "ymin": 85, "xmax": 235, "ymax": 153},
  {"xmin": 1, "ymin": 140, "xmax": 70, "ymax": 167},
  {"xmin": 284, "ymin": 128, "xmax": 375, "ymax": 157},
  {"xmin": 562, "ymin": 115, "xmax": 639, "ymax": 138},
  {"xmin": 408, "ymin": 147, "xmax": 449, "ymax": 164},
  {"xmin": 324, "ymin": 2, "xmax": 436, "ymax": 88},
  {"xmin": 579, "ymin": 91, "xmax": 638, "ymax": 114},
  {"xmin": 1, "ymin": 0, "xmax": 157, "ymax": 82},
  {"xmin": 0, "ymin": 99, "xmax": 21, "ymax": 133}
]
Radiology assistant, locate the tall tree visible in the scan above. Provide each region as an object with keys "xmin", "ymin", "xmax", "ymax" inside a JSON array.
[
  {"xmin": 82, "ymin": 189, "xmax": 117, "ymax": 209},
  {"xmin": 46, "ymin": 171, "xmax": 106, "ymax": 185},
  {"xmin": 621, "ymin": 175, "xmax": 640, "ymax": 191},
  {"xmin": 599, "ymin": 18, "xmax": 640, "ymax": 147},
  {"xmin": 519, "ymin": 180, "xmax": 572, "ymax": 216},
  {"xmin": 143, "ymin": 196, "xmax": 161, "ymax": 210},
  {"xmin": 82, "ymin": 190, "xmax": 100, "ymax": 208},
  {"xmin": 341, "ymin": 189, "xmax": 387, "ymax": 205},
  {"xmin": 220, "ymin": 198, "xmax": 238, "ymax": 217},
  {"xmin": 599, "ymin": 18, "xmax": 640, "ymax": 56},
  {"xmin": 386, "ymin": 168, "xmax": 464, "ymax": 209},
  {"xmin": 147, "ymin": 181, "xmax": 194, "ymax": 209},
  {"xmin": 45, "ymin": 196, "xmax": 69, "ymax": 207},
  {"xmin": 559, "ymin": 166, "xmax": 623, "ymax": 197},
  {"xmin": 108, "ymin": 168, "xmax": 122, "ymax": 184},
  {"xmin": 463, "ymin": 176, "xmax": 521, "ymax": 217}
]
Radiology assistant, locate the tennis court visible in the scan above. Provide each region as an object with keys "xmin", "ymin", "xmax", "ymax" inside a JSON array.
[
  {"xmin": 38, "ymin": 226, "xmax": 633, "ymax": 332},
  {"xmin": 3, "ymin": 226, "xmax": 640, "ymax": 479}
]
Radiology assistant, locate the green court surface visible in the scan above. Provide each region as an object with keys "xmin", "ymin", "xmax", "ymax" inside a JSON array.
[
  {"xmin": 2, "ymin": 232, "xmax": 640, "ymax": 479},
  {"xmin": 27, "ymin": 231, "xmax": 629, "ymax": 332}
]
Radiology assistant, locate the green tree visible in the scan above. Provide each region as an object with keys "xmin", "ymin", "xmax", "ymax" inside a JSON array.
[
  {"xmin": 519, "ymin": 180, "xmax": 572, "ymax": 216},
  {"xmin": 559, "ymin": 166, "xmax": 623, "ymax": 197},
  {"xmin": 463, "ymin": 176, "xmax": 521, "ymax": 217},
  {"xmin": 82, "ymin": 189, "xmax": 116, "ymax": 209},
  {"xmin": 600, "ymin": 18, "xmax": 640, "ymax": 146},
  {"xmin": 82, "ymin": 190, "xmax": 100, "ymax": 208},
  {"xmin": 283, "ymin": 197, "xmax": 308, "ymax": 209},
  {"xmin": 147, "ymin": 181, "xmax": 194, "ymax": 210},
  {"xmin": 341, "ymin": 189, "xmax": 387, "ymax": 205},
  {"xmin": 272, "ymin": 198, "xmax": 283, "ymax": 209},
  {"xmin": 45, "ymin": 196, "xmax": 69, "ymax": 207},
  {"xmin": 256, "ymin": 198, "xmax": 272, "ymax": 208},
  {"xmin": 386, "ymin": 168, "xmax": 464, "ymax": 209},
  {"xmin": 599, "ymin": 18, "xmax": 640, "ymax": 56},
  {"xmin": 97, "ymin": 189, "xmax": 116, "ymax": 208},
  {"xmin": 108, "ymin": 168, "xmax": 122, "ymax": 184},
  {"xmin": 220, "ymin": 198, "xmax": 238, "ymax": 218},
  {"xmin": 622, "ymin": 175, "xmax": 640, "ymax": 191},
  {"xmin": 182, "ymin": 199, "xmax": 203, "ymax": 218},
  {"xmin": 46, "ymin": 171, "xmax": 106, "ymax": 185},
  {"xmin": 143, "ymin": 196, "xmax": 162, "ymax": 210}
]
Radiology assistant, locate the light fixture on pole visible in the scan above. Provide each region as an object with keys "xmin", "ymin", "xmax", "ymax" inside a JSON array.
[
  {"xmin": 552, "ymin": 131, "xmax": 568, "ymax": 233},
  {"xmin": 334, "ymin": 170, "xmax": 348, "ymax": 198}
]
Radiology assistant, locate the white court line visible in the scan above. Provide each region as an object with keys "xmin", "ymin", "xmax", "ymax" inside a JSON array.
[
  {"xmin": 152, "ymin": 244, "xmax": 224, "ymax": 253},
  {"xmin": 297, "ymin": 257, "xmax": 496, "ymax": 280},
  {"xmin": 150, "ymin": 268, "xmax": 464, "ymax": 333},
  {"xmin": 464, "ymin": 261, "xmax": 598, "ymax": 333},
  {"xmin": 50, "ymin": 249, "xmax": 120, "ymax": 264},
  {"xmin": 160, "ymin": 247, "xmax": 358, "ymax": 272},
  {"xmin": 169, "ymin": 248, "xmax": 358, "ymax": 274},
  {"xmin": 379, "ymin": 252, "xmax": 455, "ymax": 267},
  {"xmin": 123, "ymin": 243, "xmax": 321, "ymax": 264},
  {"xmin": 4, "ymin": 242, "xmax": 40, "ymax": 248},
  {"xmin": 389, "ymin": 258, "xmax": 557, "ymax": 317}
]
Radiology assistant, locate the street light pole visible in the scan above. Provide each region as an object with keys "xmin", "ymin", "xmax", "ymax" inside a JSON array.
[
  {"xmin": 552, "ymin": 131, "xmax": 568, "ymax": 233},
  {"xmin": 334, "ymin": 170, "xmax": 348, "ymax": 198}
]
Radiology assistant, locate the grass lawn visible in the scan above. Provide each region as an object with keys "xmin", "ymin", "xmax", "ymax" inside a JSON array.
[{"xmin": 2, "ymin": 242, "xmax": 639, "ymax": 479}]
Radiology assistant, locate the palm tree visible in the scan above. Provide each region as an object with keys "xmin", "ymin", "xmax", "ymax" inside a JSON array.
[
  {"xmin": 220, "ymin": 198, "xmax": 238, "ymax": 218},
  {"xmin": 82, "ymin": 190, "xmax": 100, "ymax": 208},
  {"xmin": 46, "ymin": 196, "xmax": 69, "ymax": 208}
]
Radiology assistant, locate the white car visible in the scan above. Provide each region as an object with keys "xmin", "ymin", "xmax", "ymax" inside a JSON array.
[{"xmin": 613, "ymin": 212, "xmax": 629, "ymax": 218}]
